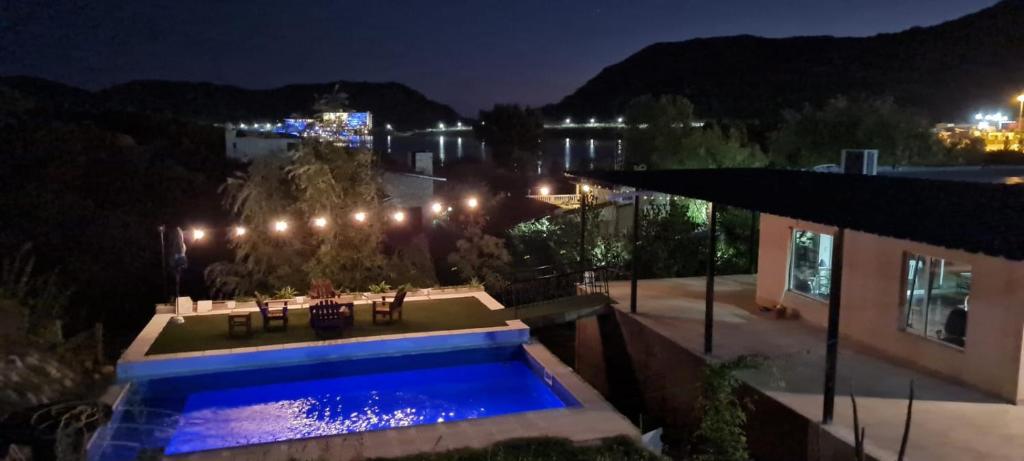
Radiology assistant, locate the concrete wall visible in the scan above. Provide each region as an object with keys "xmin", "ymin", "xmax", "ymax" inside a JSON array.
[
  {"xmin": 574, "ymin": 311, "xmax": 867, "ymax": 461},
  {"xmin": 119, "ymin": 320, "xmax": 530, "ymax": 381},
  {"xmin": 381, "ymin": 172, "xmax": 437, "ymax": 209},
  {"xmin": 756, "ymin": 213, "xmax": 1024, "ymax": 402}
]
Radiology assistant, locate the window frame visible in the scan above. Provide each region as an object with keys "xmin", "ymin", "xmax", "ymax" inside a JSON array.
[
  {"xmin": 898, "ymin": 252, "xmax": 971, "ymax": 351},
  {"xmin": 786, "ymin": 228, "xmax": 833, "ymax": 302}
]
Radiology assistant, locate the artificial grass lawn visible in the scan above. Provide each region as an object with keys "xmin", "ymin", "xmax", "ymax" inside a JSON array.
[{"xmin": 145, "ymin": 294, "xmax": 610, "ymax": 356}]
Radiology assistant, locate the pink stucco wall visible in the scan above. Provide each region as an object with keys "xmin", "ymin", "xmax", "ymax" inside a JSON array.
[{"xmin": 756, "ymin": 213, "xmax": 1024, "ymax": 402}]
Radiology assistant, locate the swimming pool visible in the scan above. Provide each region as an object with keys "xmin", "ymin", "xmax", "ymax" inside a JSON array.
[{"xmin": 90, "ymin": 345, "xmax": 578, "ymax": 459}]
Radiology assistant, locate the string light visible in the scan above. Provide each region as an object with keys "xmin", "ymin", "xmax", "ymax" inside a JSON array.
[
  {"xmin": 431, "ymin": 202, "xmax": 444, "ymax": 214},
  {"xmin": 274, "ymin": 220, "xmax": 288, "ymax": 233},
  {"xmin": 353, "ymin": 211, "xmax": 367, "ymax": 223},
  {"xmin": 234, "ymin": 226, "xmax": 247, "ymax": 237},
  {"xmin": 392, "ymin": 211, "xmax": 406, "ymax": 222},
  {"xmin": 313, "ymin": 216, "xmax": 328, "ymax": 228},
  {"xmin": 192, "ymin": 228, "xmax": 206, "ymax": 241}
]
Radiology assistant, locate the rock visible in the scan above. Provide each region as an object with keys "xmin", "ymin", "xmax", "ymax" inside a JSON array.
[{"xmin": 6, "ymin": 355, "xmax": 23, "ymax": 368}]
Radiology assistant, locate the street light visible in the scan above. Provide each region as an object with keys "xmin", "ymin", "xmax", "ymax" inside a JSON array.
[
  {"xmin": 192, "ymin": 228, "xmax": 206, "ymax": 241},
  {"xmin": 438, "ymin": 122, "xmax": 446, "ymax": 130},
  {"xmin": 539, "ymin": 185, "xmax": 551, "ymax": 195},
  {"xmin": 466, "ymin": 197, "xmax": 479, "ymax": 209},
  {"xmin": 564, "ymin": 117, "xmax": 572, "ymax": 125},
  {"xmin": 1017, "ymin": 94, "xmax": 1024, "ymax": 136},
  {"xmin": 313, "ymin": 216, "xmax": 328, "ymax": 229},
  {"xmin": 589, "ymin": 117, "xmax": 596, "ymax": 125},
  {"xmin": 617, "ymin": 117, "xmax": 624, "ymax": 124},
  {"xmin": 353, "ymin": 211, "xmax": 367, "ymax": 223},
  {"xmin": 392, "ymin": 211, "xmax": 406, "ymax": 223},
  {"xmin": 581, "ymin": 184, "xmax": 592, "ymax": 193},
  {"xmin": 274, "ymin": 220, "xmax": 288, "ymax": 233},
  {"xmin": 431, "ymin": 202, "xmax": 444, "ymax": 214}
]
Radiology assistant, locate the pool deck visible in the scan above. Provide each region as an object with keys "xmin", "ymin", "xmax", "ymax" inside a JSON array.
[
  {"xmin": 165, "ymin": 342, "xmax": 640, "ymax": 461},
  {"xmin": 611, "ymin": 275, "xmax": 1024, "ymax": 461}
]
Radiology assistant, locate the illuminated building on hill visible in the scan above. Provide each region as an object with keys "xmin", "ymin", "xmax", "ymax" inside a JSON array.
[{"xmin": 935, "ymin": 111, "xmax": 1022, "ymax": 153}]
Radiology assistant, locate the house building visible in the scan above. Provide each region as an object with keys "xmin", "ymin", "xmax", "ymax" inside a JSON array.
[
  {"xmin": 381, "ymin": 151, "xmax": 446, "ymax": 227},
  {"xmin": 224, "ymin": 125, "xmax": 300, "ymax": 160},
  {"xmin": 574, "ymin": 166, "xmax": 1024, "ymax": 404}
]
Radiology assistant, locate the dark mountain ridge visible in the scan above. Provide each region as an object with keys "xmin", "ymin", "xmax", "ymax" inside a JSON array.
[
  {"xmin": 548, "ymin": 0, "xmax": 1024, "ymax": 123},
  {"xmin": 0, "ymin": 77, "xmax": 461, "ymax": 130}
]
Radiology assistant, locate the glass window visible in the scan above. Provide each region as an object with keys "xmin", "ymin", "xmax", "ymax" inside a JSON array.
[
  {"xmin": 902, "ymin": 254, "xmax": 971, "ymax": 348},
  {"xmin": 789, "ymin": 230, "xmax": 833, "ymax": 300}
]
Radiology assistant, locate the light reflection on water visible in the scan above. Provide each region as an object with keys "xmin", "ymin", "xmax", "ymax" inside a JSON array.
[
  {"xmin": 379, "ymin": 134, "xmax": 622, "ymax": 175},
  {"xmin": 164, "ymin": 361, "xmax": 565, "ymax": 454}
]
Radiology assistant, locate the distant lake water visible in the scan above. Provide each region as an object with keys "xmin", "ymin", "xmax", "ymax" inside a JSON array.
[{"xmin": 375, "ymin": 133, "xmax": 625, "ymax": 177}]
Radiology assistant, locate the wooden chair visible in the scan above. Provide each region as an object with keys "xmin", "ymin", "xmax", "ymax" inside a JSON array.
[
  {"xmin": 308, "ymin": 278, "xmax": 337, "ymax": 301},
  {"xmin": 309, "ymin": 300, "xmax": 353, "ymax": 338},
  {"xmin": 372, "ymin": 289, "xmax": 406, "ymax": 324},
  {"xmin": 257, "ymin": 299, "xmax": 289, "ymax": 331}
]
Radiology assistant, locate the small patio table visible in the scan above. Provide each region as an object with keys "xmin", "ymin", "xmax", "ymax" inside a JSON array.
[{"xmin": 228, "ymin": 312, "xmax": 252, "ymax": 337}]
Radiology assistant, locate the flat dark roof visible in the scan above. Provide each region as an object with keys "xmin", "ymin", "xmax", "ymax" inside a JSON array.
[
  {"xmin": 879, "ymin": 165, "xmax": 1024, "ymax": 184},
  {"xmin": 569, "ymin": 168, "xmax": 1024, "ymax": 262}
]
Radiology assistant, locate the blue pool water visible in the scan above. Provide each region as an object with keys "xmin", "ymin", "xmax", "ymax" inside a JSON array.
[{"xmin": 91, "ymin": 346, "xmax": 576, "ymax": 458}]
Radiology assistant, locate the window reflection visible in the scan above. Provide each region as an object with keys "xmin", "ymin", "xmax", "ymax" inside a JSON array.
[
  {"xmin": 903, "ymin": 254, "xmax": 971, "ymax": 348},
  {"xmin": 789, "ymin": 230, "xmax": 833, "ymax": 300}
]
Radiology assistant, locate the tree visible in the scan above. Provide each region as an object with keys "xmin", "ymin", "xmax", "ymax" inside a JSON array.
[
  {"xmin": 473, "ymin": 104, "xmax": 544, "ymax": 167},
  {"xmin": 206, "ymin": 141, "xmax": 388, "ymax": 295},
  {"xmin": 447, "ymin": 222, "xmax": 511, "ymax": 289},
  {"xmin": 445, "ymin": 195, "xmax": 512, "ymax": 288},
  {"xmin": 770, "ymin": 96, "xmax": 947, "ymax": 167},
  {"xmin": 624, "ymin": 95, "xmax": 765, "ymax": 169}
]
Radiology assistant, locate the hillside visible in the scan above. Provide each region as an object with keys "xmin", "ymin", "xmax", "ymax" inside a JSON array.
[
  {"xmin": 0, "ymin": 77, "xmax": 461, "ymax": 130},
  {"xmin": 548, "ymin": 0, "xmax": 1024, "ymax": 123}
]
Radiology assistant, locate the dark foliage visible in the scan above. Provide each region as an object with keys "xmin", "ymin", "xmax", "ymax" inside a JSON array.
[
  {"xmin": 546, "ymin": 0, "xmax": 1024, "ymax": 124},
  {"xmin": 0, "ymin": 76, "xmax": 460, "ymax": 131},
  {"xmin": 370, "ymin": 436, "xmax": 661, "ymax": 461},
  {"xmin": 473, "ymin": 104, "xmax": 544, "ymax": 168},
  {"xmin": 0, "ymin": 84, "xmax": 241, "ymax": 351}
]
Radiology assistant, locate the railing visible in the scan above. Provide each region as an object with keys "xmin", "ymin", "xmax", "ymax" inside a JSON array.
[
  {"xmin": 526, "ymin": 193, "xmax": 582, "ymax": 209},
  {"xmin": 491, "ymin": 266, "xmax": 614, "ymax": 308}
]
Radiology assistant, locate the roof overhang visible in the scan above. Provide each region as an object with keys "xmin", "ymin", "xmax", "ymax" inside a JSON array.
[{"xmin": 568, "ymin": 168, "xmax": 1024, "ymax": 262}]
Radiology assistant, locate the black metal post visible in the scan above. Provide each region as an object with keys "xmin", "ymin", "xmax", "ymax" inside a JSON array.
[
  {"xmin": 579, "ymin": 189, "xmax": 588, "ymax": 268},
  {"xmin": 704, "ymin": 202, "xmax": 717, "ymax": 355},
  {"xmin": 823, "ymin": 228, "xmax": 846, "ymax": 424},
  {"xmin": 630, "ymin": 192, "xmax": 641, "ymax": 313},
  {"xmin": 158, "ymin": 225, "xmax": 167, "ymax": 303},
  {"xmin": 748, "ymin": 210, "xmax": 759, "ymax": 274}
]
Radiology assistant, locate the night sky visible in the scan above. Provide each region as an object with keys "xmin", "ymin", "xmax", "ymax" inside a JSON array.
[{"xmin": 1, "ymin": 0, "xmax": 999, "ymax": 115}]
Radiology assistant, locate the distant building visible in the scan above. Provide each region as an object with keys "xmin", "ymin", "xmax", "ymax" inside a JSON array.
[
  {"xmin": 224, "ymin": 125, "xmax": 300, "ymax": 160},
  {"xmin": 382, "ymin": 151, "xmax": 446, "ymax": 227},
  {"xmin": 935, "ymin": 122, "xmax": 1023, "ymax": 152}
]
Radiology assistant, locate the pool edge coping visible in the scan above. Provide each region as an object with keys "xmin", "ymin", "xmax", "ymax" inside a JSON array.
[{"xmin": 155, "ymin": 342, "xmax": 639, "ymax": 461}]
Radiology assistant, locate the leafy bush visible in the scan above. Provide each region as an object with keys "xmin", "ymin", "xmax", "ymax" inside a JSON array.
[
  {"xmin": 371, "ymin": 436, "xmax": 662, "ymax": 461},
  {"xmin": 368, "ymin": 281, "xmax": 392, "ymax": 294},
  {"xmin": 273, "ymin": 286, "xmax": 298, "ymax": 300},
  {"xmin": 691, "ymin": 355, "xmax": 764, "ymax": 461}
]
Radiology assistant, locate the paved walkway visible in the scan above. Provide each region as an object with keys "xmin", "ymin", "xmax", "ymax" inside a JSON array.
[{"xmin": 610, "ymin": 276, "xmax": 1024, "ymax": 461}]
